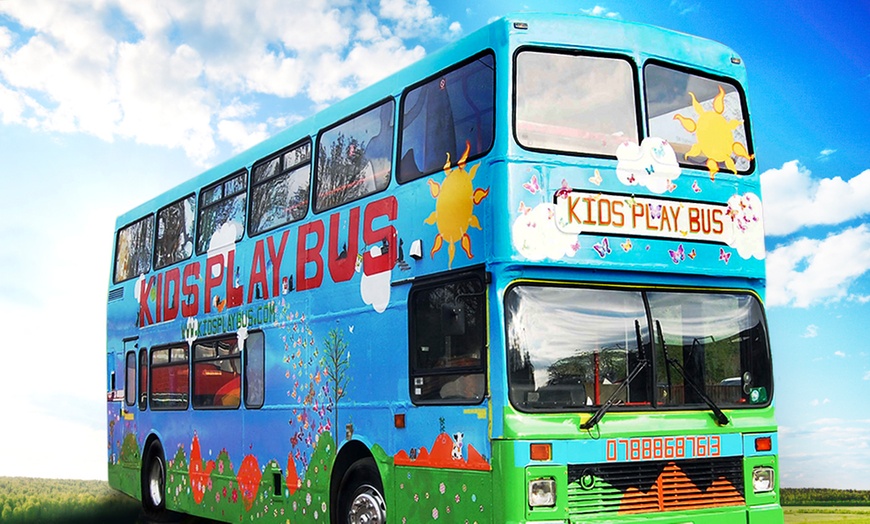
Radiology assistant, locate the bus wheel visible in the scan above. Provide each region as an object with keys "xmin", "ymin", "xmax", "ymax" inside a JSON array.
[
  {"xmin": 142, "ymin": 441, "xmax": 167, "ymax": 517},
  {"xmin": 338, "ymin": 458, "xmax": 386, "ymax": 524}
]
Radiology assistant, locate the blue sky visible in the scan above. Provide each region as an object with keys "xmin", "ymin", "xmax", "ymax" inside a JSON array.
[{"xmin": 0, "ymin": 1, "xmax": 868, "ymax": 489}]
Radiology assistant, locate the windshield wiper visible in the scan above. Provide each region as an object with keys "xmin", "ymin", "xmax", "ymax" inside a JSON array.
[
  {"xmin": 580, "ymin": 320, "xmax": 647, "ymax": 431},
  {"xmin": 656, "ymin": 321, "xmax": 730, "ymax": 426}
]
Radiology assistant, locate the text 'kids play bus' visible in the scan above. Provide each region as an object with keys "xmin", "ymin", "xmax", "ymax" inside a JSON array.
[{"xmin": 107, "ymin": 12, "xmax": 781, "ymax": 524}]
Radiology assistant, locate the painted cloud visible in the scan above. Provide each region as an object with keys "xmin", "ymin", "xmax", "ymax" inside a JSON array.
[{"xmin": 616, "ymin": 137, "xmax": 681, "ymax": 194}]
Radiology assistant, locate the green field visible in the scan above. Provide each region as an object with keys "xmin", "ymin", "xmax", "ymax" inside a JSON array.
[
  {"xmin": 2, "ymin": 477, "xmax": 869, "ymax": 523},
  {"xmin": 784, "ymin": 507, "xmax": 870, "ymax": 524}
]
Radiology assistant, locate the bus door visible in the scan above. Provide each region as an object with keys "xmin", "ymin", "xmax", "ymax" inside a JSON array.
[{"xmin": 402, "ymin": 270, "xmax": 492, "ymax": 485}]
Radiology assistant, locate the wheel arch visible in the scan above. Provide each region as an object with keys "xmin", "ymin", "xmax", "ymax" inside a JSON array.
[{"xmin": 329, "ymin": 440, "xmax": 382, "ymax": 524}]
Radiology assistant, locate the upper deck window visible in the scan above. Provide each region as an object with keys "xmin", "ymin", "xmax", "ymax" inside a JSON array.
[
  {"xmin": 398, "ymin": 53, "xmax": 495, "ymax": 182},
  {"xmin": 250, "ymin": 140, "xmax": 311, "ymax": 235},
  {"xmin": 197, "ymin": 170, "xmax": 247, "ymax": 254},
  {"xmin": 645, "ymin": 63, "xmax": 752, "ymax": 174},
  {"xmin": 314, "ymin": 100, "xmax": 394, "ymax": 212},
  {"xmin": 154, "ymin": 194, "xmax": 195, "ymax": 270},
  {"xmin": 514, "ymin": 50, "xmax": 640, "ymax": 157},
  {"xmin": 114, "ymin": 214, "xmax": 154, "ymax": 283}
]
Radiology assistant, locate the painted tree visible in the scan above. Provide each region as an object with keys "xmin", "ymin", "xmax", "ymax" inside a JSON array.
[{"xmin": 323, "ymin": 326, "xmax": 351, "ymax": 433}]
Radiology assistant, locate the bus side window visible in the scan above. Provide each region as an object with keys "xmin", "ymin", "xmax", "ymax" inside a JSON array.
[
  {"xmin": 197, "ymin": 170, "xmax": 248, "ymax": 254},
  {"xmin": 409, "ymin": 273, "xmax": 486, "ymax": 404},
  {"xmin": 138, "ymin": 348, "xmax": 148, "ymax": 410},
  {"xmin": 314, "ymin": 100, "xmax": 395, "ymax": 213},
  {"xmin": 245, "ymin": 331, "xmax": 265, "ymax": 409},
  {"xmin": 114, "ymin": 214, "xmax": 154, "ymax": 283},
  {"xmin": 154, "ymin": 194, "xmax": 195, "ymax": 270},
  {"xmin": 398, "ymin": 52, "xmax": 495, "ymax": 183},
  {"xmin": 125, "ymin": 351, "xmax": 137, "ymax": 407}
]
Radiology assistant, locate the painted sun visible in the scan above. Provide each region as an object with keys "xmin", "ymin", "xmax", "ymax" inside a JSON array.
[
  {"xmin": 424, "ymin": 141, "xmax": 489, "ymax": 268},
  {"xmin": 674, "ymin": 85, "xmax": 754, "ymax": 181}
]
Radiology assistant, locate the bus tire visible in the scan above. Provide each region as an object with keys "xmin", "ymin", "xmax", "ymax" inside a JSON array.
[
  {"xmin": 337, "ymin": 458, "xmax": 386, "ymax": 524},
  {"xmin": 142, "ymin": 440, "xmax": 168, "ymax": 519}
]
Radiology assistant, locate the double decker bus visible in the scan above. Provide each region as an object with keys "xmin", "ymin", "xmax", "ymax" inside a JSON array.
[{"xmin": 107, "ymin": 12, "xmax": 781, "ymax": 524}]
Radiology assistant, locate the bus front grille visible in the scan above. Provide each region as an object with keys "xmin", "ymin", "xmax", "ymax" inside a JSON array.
[{"xmin": 567, "ymin": 457, "xmax": 744, "ymax": 517}]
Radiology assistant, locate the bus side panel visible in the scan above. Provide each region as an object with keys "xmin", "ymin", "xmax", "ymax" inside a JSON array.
[{"xmin": 392, "ymin": 467, "xmax": 492, "ymax": 523}]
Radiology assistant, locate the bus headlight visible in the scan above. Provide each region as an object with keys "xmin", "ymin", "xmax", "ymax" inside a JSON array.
[
  {"xmin": 752, "ymin": 466, "xmax": 774, "ymax": 493},
  {"xmin": 528, "ymin": 478, "xmax": 556, "ymax": 507}
]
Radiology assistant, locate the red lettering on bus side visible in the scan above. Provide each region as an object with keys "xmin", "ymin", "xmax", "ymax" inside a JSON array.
[
  {"xmin": 362, "ymin": 196, "xmax": 397, "ymax": 276},
  {"xmin": 581, "ymin": 197, "xmax": 596, "ymax": 225},
  {"xmin": 632, "ymin": 203, "xmax": 645, "ymax": 229},
  {"xmin": 567, "ymin": 196, "xmax": 582, "ymax": 224},
  {"xmin": 597, "ymin": 198, "xmax": 611, "ymax": 226},
  {"xmin": 155, "ymin": 272, "xmax": 163, "ymax": 323},
  {"xmin": 612, "ymin": 200, "xmax": 625, "ymax": 227},
  {"xmin": 248, "ymin": 240, "xmax": 269, "ymax": 302},
  {"xmin": 712, "ymin": 209, "xmax": 724, "ymax": 234},
  {"xmin": 204, "ymin": 254, "xmax": 224, "ymax": 313},
  {"xmin": 267, "ymin": 230, "xmax": 290, "ymax": 297},
  {"xmin": 225, "ymin": 250, "xmax": 244, "ymax": 309},
  {"xmin": 297, "ymin": 220, "xmax": 324, "ymax": 291},
  {"xmin": 182, "ymin": 261, "xmax": 200, "ymax": 318},
  {"xmin": 328, "ymin": 207, "xmax": 360, "ymax": 283},
  {"xmin": 163, "ymin": 267, "xmax": 180, "ymax": 322},
  {"xmin": 688, "ymin": 207, "xmax": 701, "ymax": 233},
  {"xmin": 139, "ymin": 276, "xmax": 155, "ymax": 327}
]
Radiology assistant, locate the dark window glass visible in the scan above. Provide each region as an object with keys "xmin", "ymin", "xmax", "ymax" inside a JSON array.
[
  {"xmin": 645, "ymin": 63, "xmax": 752, "ymax": 174},
  {"xmin": 154, "ymin": 195, "xmax": 195, "ymax": 269},
  {"xmin": 515, "ymin": 51, "xmax": 639, "ymax": 156},
  {"xmin": 125, "ymin": 352, "xmax": 136, "ymax": 407},
  {"xmin": 315, "ymin": 100, "xmax": 394, "ymax": 212},
  {"xmin": 193, "ymin": 336, "xmax": 241, "ymax": 409},
  {"xmin": 245, "ymin": 331, "xmax": 265, "ymax": 409},
  {"xmin": 138, "ymin": 349, "xmax": 148, "ymax": 410},
  {"xmin": 197, "ymin": 170, "xmax": 247, "ymax": 254},
  {"xmin": 114, "ymin": 215, "xmax": 154, "ymax": 283},
  {"xmin": 399, "ymin": 53, "xmax": 495, "ymax": 182},
  {"xmin": 250, "ymin": 141, "xmax": 311, "ymax": 235},
  {"xmin": 410, "ymin": 274, "xmax": 486, "ymax": 404},
  {"xmin": 150, "ymin": 346, "xmax": 189, "ymax": 410}
]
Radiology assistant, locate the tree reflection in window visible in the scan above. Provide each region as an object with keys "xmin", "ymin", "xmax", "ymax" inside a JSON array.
[
  {"xmin": 197, "ymin": 170, "xmax": 247, "ymax": 253},
  {"xmin": 114, "ymin": 214, "xmax": 154, "ymax": 283},
  {"xmin": 315, "ymin": 100, "xmax": 394, "ymax": 212},
  {"xmin": 155, "ymin": 195, "xmax": 195, "ymax": 270},
  {"xmin": 250, "ymin": 141, "xmax": 311, "ymax": 235}
]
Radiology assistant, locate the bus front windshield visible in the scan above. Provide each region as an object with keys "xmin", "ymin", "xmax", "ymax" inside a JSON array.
[{"xmin": 506, "ymin": 285, "xmax": 772, "ymax": 413}]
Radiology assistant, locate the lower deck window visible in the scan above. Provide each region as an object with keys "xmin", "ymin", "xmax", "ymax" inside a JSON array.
[
  {"xmin": 150, "ymin": 346, "xmax": 189, "ymax": 410},
  {"xmin": 193, "ymin": 336, "xmax": 242, "ymax": 409}
]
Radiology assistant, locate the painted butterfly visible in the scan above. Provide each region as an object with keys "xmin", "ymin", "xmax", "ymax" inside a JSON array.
[
  {"xmin": 719, "ymin": 248, "xmax": 732, "ymax": 264},
  {"xmin": 649, "ymin": 203, "xmax": 662, "ymax": 220},
  {"xmin": 589, "ymin": 170, "xmax": 603, "ymax": 186},
  {"xmin": 692, "ymin": 180, "xmax": 701, "ymax": 193},
  {"xmin": 668, "ymin": 244, "xmax": 685, "ymax": 264},
  {"xmin": 620, "ymin": 239, "xmax": 633, "ymax": 252},
  {"xmin": 556, "ymin": 178, "xmax": 571, "ymax": 199},
  {"xmin": 523, "ymin": 174, "xmax": 540, "ymax": 194},
  {"xmin": 687, "ymin": 248, "xmax": 697, "ymax": 260},
  {"xmin": 593, "ymin": 237, "xmax": 611, "ymax": 258}
]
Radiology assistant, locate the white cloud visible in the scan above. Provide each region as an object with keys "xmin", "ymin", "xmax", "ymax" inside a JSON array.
[
  {"xmin": 819, "ymin": 148, "xmax": 837, "ymax": 160},
  {"xmin": 864, "ymin": 371, "xmax": 870, "ymax": 380},
  {"xmin": 580, "ymin": 6, "xmax": 622, "ymax": 19},
  {"xmin": 779, "ymin": 418, "xmax": 870, "ymax": 489},
  {"xmin": 801, "ymin": 324, "xmax": 818, "ymax": 338},
  {"xmin": 0, "ymin": 0, "xmax": 453, "ymax": 163},
  {"xmin": 810, "ymin": 398, "xmax": 831, "ymax": 406},
  {"xmin": 761, "ymin": 161, "xmax": 870, "ymax": 236},
  {"xmin": 834, "ymin": 350, "xmax": 846, "ymax": 358},
  {"xmin": 766, "ymin": 225, "xmax": 870, "ymax": 307}
]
